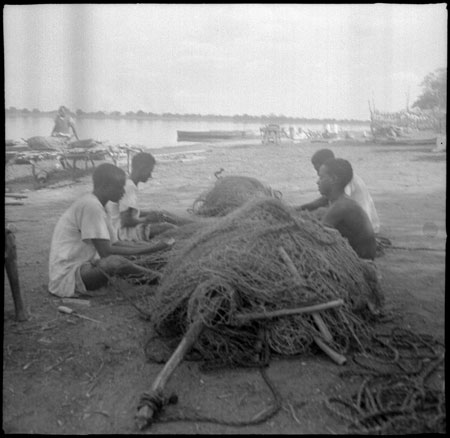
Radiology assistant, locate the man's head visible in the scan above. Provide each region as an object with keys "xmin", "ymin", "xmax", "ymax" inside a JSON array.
[
  {"xmin": 317, "ymin": 158, "xmax": 353, "ymax": 197},
  {"xmin": 58, "ymin": 106, "xmax": 67, "ymax": 117},
  {"xmin": 311, "ymin": 149, "xmax": 335, "ymax": 173},
  {"xmin": 131, "ymin": 152, "xmax": 156, "ymax": 183},
  {"xmin": 93, "ymin": 163, "xmax": 126, "ymax": 203}
]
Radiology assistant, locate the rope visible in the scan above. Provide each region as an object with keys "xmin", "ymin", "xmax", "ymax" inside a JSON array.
[
  {"xmin": 139, "ymin": 326, "xmax": 282, "ymax": 428},
  {"xmin": 325, "ymin": 326, "xmax": 445, "ymax": 434},
  {"xmin": 96, "ymin": 266, "xmax": 154, "ymax": 320},
  {"xmin": 153, "ymin": 367, "xmax": 283, "ymax": 427}
]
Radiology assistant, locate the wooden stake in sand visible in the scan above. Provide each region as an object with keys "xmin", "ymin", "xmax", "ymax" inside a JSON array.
[{"xmin": 5, "ymin": 227, "xmax": 28, "ymax": 321}]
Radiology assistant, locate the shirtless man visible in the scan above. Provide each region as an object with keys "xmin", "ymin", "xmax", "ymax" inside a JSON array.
[
  {"xmin": 49, "ymin": 163, "xmax": 173, "ymax": 297},
  {"xmin": 317, "ymin": 158, "xmax": 376, "ymax": 260},
  {"xmin": 297, "ymin": 149, "xmax": 380, "ymax": 233},
  {"xmin": 51, "ymin": 106, "xmax": 79, "ymax": 140}
]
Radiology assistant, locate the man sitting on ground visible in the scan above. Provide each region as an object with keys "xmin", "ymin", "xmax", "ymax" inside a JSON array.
[
  {"xmin": 297, "ymin": 148, "xmax": 380, "ymax": 234},
  {"xmin": 316, "ymin": 157, "xmax": 377, "ymax": 260},
  {"xmin": 48, "ymin": 163, "xmax": 174, "ymax": 297},
  {"xmin": 106, "ymin": 152, "xmax": 190, "ymax": 242}
]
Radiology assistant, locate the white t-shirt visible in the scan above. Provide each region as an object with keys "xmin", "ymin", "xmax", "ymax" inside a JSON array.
[
  {"xmin": 48, "ymin": 193, "xmax": 116, "ymax": 297},
  {"xmin": 345, "ymin": 173, "xmax": 380, "ymax": 233},
  {"xmin": 106, "ymin": 179, "xmax": 150, "ymax": 241}
]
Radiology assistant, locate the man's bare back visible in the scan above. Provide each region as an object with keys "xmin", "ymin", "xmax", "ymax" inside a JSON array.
[{"xmin": 323, "ymin": 195, "xmax": 376, "ymax": 260}]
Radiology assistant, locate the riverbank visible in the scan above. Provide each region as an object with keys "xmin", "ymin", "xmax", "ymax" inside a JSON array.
[{"xmin": 3, "ymin": 138, "xmax": 446, "ymax": 434}]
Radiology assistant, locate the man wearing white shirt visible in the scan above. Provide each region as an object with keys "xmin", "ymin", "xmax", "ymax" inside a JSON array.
[{"xmin": 49, "ymin": 163, "xmax": 173, "ymax": 297}]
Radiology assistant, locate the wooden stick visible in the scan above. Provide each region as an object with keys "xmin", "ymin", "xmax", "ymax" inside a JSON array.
[
  {"xmin": 5, "ymin": 229, "xmax": 28, "ymax": 321},
  {"xmin": 313, "ymin": 337, "xmax": 347, "ymax": 365},
  {"xmin": 312, "ymin": 313, "xmax": 334, "ymax": 343},
  {"xmin": 5, "ymin": 202, "xmax": 25, "ymax": 206},
  {"xmin": 5, "ymin": 193, "xmax": 28, "ymax": 199},
  {"xmin": 135, "ymin": 319, "xmax": 204, "ymax": 429},
  {"xmin": 234, "ymin": 299, "xmax": 344, "ymax": 323},
  {"xmin": 277, "ymin": 246, "xmax": 341, "ymax": 358},
  {"xmin": 278, "ymin": 246, "xmax": 308, "ymax": 288}
]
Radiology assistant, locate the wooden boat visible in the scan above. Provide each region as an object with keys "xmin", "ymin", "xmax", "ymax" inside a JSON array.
[
  {"xmin": 177, "ymin": 130, "xmax": 253, "ymax": 142},
  {"xmin": 373, "ymin": 137, "xmax": 437, "ymax": 146}
]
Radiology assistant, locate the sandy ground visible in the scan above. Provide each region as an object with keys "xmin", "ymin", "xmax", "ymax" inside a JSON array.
[{"xmin": 3, "ymin": 137, "xmax": 446, "ymax": 434}]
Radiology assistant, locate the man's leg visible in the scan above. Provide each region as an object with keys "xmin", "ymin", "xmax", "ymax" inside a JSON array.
[{"xmin": 79, "ymin": 262, "xmax": 109, "ymax": 291}]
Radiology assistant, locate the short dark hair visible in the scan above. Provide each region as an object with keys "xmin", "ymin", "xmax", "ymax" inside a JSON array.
[
  {"xmin": 132, "ymin": 152, "xmax": 155, "ymax": 171},
  {"xmin": 311, "ymin": 149, "xmax": 335, "ymax": 168},
  {"xmin": 92, "ymin": 163, "xmax": 126, "ymax": 189},
  {"xmin": 323, "ymin": 158, "xmax": 353, "ymax": 189}
]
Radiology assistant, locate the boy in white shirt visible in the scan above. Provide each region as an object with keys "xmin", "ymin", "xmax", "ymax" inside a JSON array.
[
  {"xmin": 297, "ymin": 148, "xmax": 380, "ymax": 233},
  {"xmin": 107, "ymin": 152, "xmax": 189, "ymax": 242},
  {"xmin": 48, "ymin": 163, "xmax": 173, "ymax": 297}
]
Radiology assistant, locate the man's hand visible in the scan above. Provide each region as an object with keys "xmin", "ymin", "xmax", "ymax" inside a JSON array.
[{"xmin": 143, "ymin": 211, "xmax": 164, "ymax": 223}]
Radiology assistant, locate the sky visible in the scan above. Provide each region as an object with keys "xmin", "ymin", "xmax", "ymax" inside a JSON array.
[{"xmin": 3, "ymin": 3, "xmax": 448, "ymax": 120}]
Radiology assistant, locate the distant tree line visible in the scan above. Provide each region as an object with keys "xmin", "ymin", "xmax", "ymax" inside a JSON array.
[
  {"xmin": 6, "ymin": 68, "xmax": 445, "ymax": 124},
  {"xmin": 412, "ymin": 67, "xmax": 447, "ymax": 111},
  {"xmin": 5, "ymin": 107, "xmax": 369, "ymax": 125}
]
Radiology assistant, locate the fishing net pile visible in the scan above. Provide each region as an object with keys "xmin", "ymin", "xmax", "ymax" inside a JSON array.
[
  {"xmin": 192, "ymin": 175, "xmax": 281, "ymax": 217},
  {"xmin": 143, "ymin": 196, "xmax": 384, "ymax": 367},
  {"xmin": 131, "ymin": 175, "xmax": 282, "ymax": 271}
]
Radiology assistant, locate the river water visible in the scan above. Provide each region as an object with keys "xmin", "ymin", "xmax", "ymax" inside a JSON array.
[{"xmin": 6, "ymin": 116, "xmax": 370, "ymax": 149}]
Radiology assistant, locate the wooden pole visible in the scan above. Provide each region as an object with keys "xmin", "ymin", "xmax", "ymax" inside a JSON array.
[
  {"xmin": 5, "ymin": 194, "xmax": 28, "ymax": 199},
  {"xmin": 5, "ymin": 228, "xmax": 28, "ymax": 321},
  {"xmin": 313, "ymin": 337, "xmax": 347, "ymax": 365},
  {"xmin": 278, "ymin": 246, "xmax": 308, "ymax": 288},
  {"xmin": 234, "ymin": 299, "xmax": 344, "ymax": 323},
  {"xmin": 278, "ymin": 246, "xmax": 334, "ymax": 341},
  {"xmin": 312, "ymin": 313, "xmax": 333, "ymax": 343},
  {"xmin": 135, "ymin": 318, "xmax": 204, "ymax": 430}
]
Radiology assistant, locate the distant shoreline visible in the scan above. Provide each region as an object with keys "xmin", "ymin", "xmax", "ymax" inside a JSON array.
[{"xmin": 4, "ymin": 111, "xmax": 371, "ymax": 125}]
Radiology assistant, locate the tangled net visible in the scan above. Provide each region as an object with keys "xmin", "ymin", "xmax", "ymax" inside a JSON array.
[
  {"xmin": 192, "ymin": 175, "xmax": 281, "ymax": 217},
  {"xmin": 143, "ymin": 196, "xmax": 384, "ymax": 366},
  {"xmin": 326, "ymin": 327, "xmax": 445, "ymax": 434}
]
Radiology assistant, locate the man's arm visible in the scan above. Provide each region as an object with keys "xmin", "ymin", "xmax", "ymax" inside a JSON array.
[
  {"xmin": 91, "ymin": 238, "xmax": 173, "ymax": 258},
  {"xmin": 295, "ymin": 195, "xmax": 328, "ymax": 212},
  {"xmin": 120, "ymin": 208, "xmax": 148, "ymax": 227},
  {"xmin": 139, "ymin": 210, "xmax": 166, "ymax": 222},
  {"xmin": 321, "ymin": 202, "xmax": 346, "ymax": 230}
]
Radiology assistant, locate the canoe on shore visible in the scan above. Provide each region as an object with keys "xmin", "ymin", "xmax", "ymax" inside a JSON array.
[
  {"xmin": 177, "ymin": 130, "xmax": 255, "ymax": 142},
  {"xmin": 373, "ymin": 137, "xmax": 437, "ymax": 146}
]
